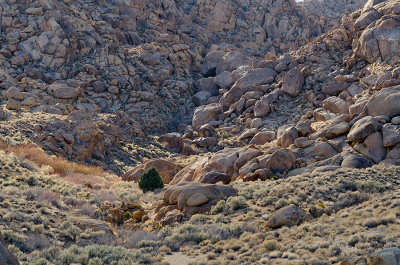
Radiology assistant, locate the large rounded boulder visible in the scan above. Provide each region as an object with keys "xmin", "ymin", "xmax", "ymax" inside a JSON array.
[{"xmin": 164, "ymin": 182, "xmax": 237, "ymax": 215}]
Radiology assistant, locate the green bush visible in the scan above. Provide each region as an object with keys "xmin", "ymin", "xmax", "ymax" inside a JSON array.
[{"xmin": 138, "ymin": 167, "xmax": 164, "ymax": 192}]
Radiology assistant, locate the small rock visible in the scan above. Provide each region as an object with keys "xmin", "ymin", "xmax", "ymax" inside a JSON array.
[
  {"xmin": 192, "ymin": 103, "xmax": 222, "ymax": 130},
  {"xmin": 342, "ymin": 153, "xmax": 372, "ymax": 169},
  {"xmin": 281, "ymin": 67, "xmax": 304, "ymax": 97},
  {"xmin": 239, "ymin": 128, "xmax": 259, "ymax": 140},
  {"xmin": 158, "ymin": 132, "xmax": 183, "ymax": 153},
  {"xmin": 326, "ymin": 122, "xmax": 350, "ymax": 139},
  {"xmin": 25, "ymin": 7, "xmax": 43, "ymax": 15},
  {"xmin": 366, "ymin": 87, "xmax": 400, "ymax": 117},
  {"xmin": 164, "ymin": 182, "xmax": 237, "ymax": 213},
  {"xmin": 294, "ymin": 137, "xmax": 314, "ymax": 148},
  {"xmin": 52, "ymin": 84, "xmax": 78, "ymax": 99},
  {"xmin": 254, "ymin": 99, "xmax": 270, "ymax": 118},
  {"xmin": 322, "ymin": 76, "xmax": 350, "ymax": 96},
  {"xmin": 193, "ymin": 91, "xmax": 211, "ymax": 106},
  {"xmin": 322, "ymin": 96, "xmax": 350, "ymax": 114},
  {"xmin": 121, "ymin": 158, "xmax": 180, "ymax": 184},
  {"xmin": 6, "ymin": 99, "xmax": 20, "ymax": 110},
  {"xmin": 305, "ymin": 142, "xmax": 338, "ymax": 160},
  {"xmin": 251, "ymin": 118, "xmax": 263, "ymax": 128},
  {"xmin": 200, "ymin": 171, "xmax": 231, "ymax": 184},
  {"xmin": 392, "ymin": 116, "xmax": 400, "ymax": 125},
  {"xmin": 277, "ymin": 125, "xmax": 298, "ymax": 148},
  {"xmin": 250, "ymin": 131, "xmax": 276, "ymax": 145},
  {"xmin": 262, "ymin": 148, "xmax": 296, "ymax": 173},
  {"xmin": 215, "ymin": 71, "xmax": 233, "ymax": 90},
  {"xmin": 5, "ymin": 87, "xmax": 24, "ymax": 100},
  {"xmin": 382, "ymin": 124, "xmax": 400, "ymax": 147},
  {"xmin": 354, "ymin": 132, "xmax": 386, "ymax": 163},
  {"xmin": 347, "ymin": 116, "xmax": 379, "ymax": 141},
  {"xmin": 198, "ymin": 77, "xmax": 218, "ymax": 96},
  {"xmin": 198, "ymin": 124, "xmax": 216, "ymax": 138},
  {"xmin": 266, "ymin": 205, "xmax": 307, "ymax": 229}
]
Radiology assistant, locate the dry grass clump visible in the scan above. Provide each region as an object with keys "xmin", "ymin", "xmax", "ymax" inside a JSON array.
[
  {"xmin": 0, "ymin": 139, "xmax": 103, "ymax": 176},
  {"xmin": 263, "ymin": 239, "xmax": 281, "ymax": 252}
]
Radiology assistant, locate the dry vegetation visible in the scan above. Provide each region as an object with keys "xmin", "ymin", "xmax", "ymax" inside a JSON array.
[
  {"xmin": 0, "ymin": 143, "xmax": 162, "ymax": 264},
  {"xmin": 0, "ymin": 139, "xmax": 104, "ymax": 176},
  {"xmin": 1, "ymin": 139, "xmax": 400, "ymax": 264}
]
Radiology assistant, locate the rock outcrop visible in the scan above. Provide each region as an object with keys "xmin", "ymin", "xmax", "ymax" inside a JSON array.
[
  {"xmin": 340, "ymin": 247, "xmax": 400, "ymax": 265},
  {"xmin": 154, "ymin": 182, "xmax": 237, "ymax": 224},
  {"xmin": 265, "ymin": 205, "xmax": 308, "ymax": 229}
]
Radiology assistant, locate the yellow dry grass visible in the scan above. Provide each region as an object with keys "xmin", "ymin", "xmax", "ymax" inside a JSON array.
[{"xmin": 0, "ymin": 140, "xmax": 104, "ymax": 176}]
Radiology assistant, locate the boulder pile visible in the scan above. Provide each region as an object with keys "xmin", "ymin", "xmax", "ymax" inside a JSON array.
[
  {"xmin": 154, "ymin": 183, "xmax": 237, "ymax": 225},
  {"xmin": 152, "ymin": 0, "xmax": 400, "ymax": 182}
]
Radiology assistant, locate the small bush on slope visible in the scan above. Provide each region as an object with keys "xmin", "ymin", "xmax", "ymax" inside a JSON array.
[{"xmin": 138, "ymin": 167, "xmax": 164, "ymax": 192}]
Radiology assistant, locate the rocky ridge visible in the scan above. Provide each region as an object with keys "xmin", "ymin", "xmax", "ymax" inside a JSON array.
[
  {"xmin": 2, "ymin": 0, "xmax": 400, "ymax": 264},
  {"xmin": 150, "ymin": 0, "xmax": 400, "ymax": 186},
  {"xmin": 0, "ymin": 0, "xmax": 367, "ymax": 172}
]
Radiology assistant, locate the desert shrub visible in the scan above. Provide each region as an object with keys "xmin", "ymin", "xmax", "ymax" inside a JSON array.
[
  {"xmin": 138, "ymin": 167, "xmax": 164, "ymax": 192},
  {"xmin": 8, "ymin": 244, "xmax": 24, "ymax": 260},
  {"xmin": 60, "ymin": 221, "xmax": 81, "ymax": 241},
  {"xmin": 136, "ymin": 240, "xmax": 159, "ymax": 249},
  {"xmin": 30, "ymin": 187, "xmax": 61, "ymax": 208},
  {"xmin": 91, "ymin": 190, "xmax": 118, "ymax": 205},
  {"xmin": 259, "ymin": 196, "xmax": 278, "ymax": 207},
  {"xmin": 356, "ymin": 180, "xmax": 385, "ymax": 193},
  {"xmin": 274, "ymin": 198, "xmax": 287, "ymax": 209},
  {"xmin": 237, "ymin": 184, "xmax": 255, "ymax": 199},
  {"xmin": 32, "ymin": 213, "xmax": 49, "ymax": 226},
  {"xmin": 367, "ymin": 233, "xmax": 385, "ymax": 248},
  {"xmin": 203, "ymin": 222, "xmax": 257, "ymax": 242},
  {"xmin": 2, "ymin": 230, "xmax": 25, "ymax": 248},
  {"xmin": 189, "ymin": 214, "xmax": 211, "ymax": 225},
  {"xmin": 336, "ymin": 191, "xmax": 369, "ymax": 209},
  {"xmin": 32, "ymin": 258, "xmax": 49, "ymax": 265},
  {"xmin": 163, "ymin": 224, "xmax": 209, "ymax": 251},
  {"xmin": 263, "ymin": 240, "xmax": 280, "ymax": 252},
  {"xmin": 81, "ymin": 229, "xmax": 106, "ymax": 240},
  {"xmin": 328, "ymin": 243, "xmax": 342, "ymax": 257},
  {"xmin": 158, "ymin": 245, "xmax": 171, "ymax": 255},
  {"xmin": 39, "ymin": 244, "xmax": 150, "ymax": 265},
  {"xmin": 31, "ymin": 224, "xmax": 45, "ymax": 234},
  {"xmin": 77, "ymin": 203, "xmax": 95, "ymax": 217},
  {"xmin": 39, "ymin": 246, "xmax": 61, "ymax": 261},
  {"xmin": 211, "ymin": 196, "xmax": 247, "ymax": 215},
  {"xmin": 347, "ymin": 235, "xmax": 360, "ymax": 247},
  {"xmin": 122, "ymin": 230, "xmax": 159, "ymax": 249},
  {"xmin": 124, "ymin": 211, "xmax": 133, "ymax": 220},
  {"xmin": 88, "ymin": 257, "xmax": 104, "ymax": 265},
  {"xmin": 363, "ymin": 216, "xmax": 395, "ymax": 228},
  {"xmin": 336, "ymin": 177, "xmax": 357, "ymax": 191},
  {"xmin": 225, "ymin": 196, "xmax": 247, "ymax": 213},
  {"xmin": 210, "ymin": 200, "xmax": 226, "ymax": 214},
  {"xmin": 25, "ymin": 234, "xmax": 51, "ymax": 251}
]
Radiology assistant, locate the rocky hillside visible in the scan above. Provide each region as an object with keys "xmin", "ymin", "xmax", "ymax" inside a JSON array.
[
  {"xmin": 0, "ymin": 0, "xmax": 368, "ymax": 174},
  {"xmin": 2, "ymin": 0, "xmax": 400, "ymax": 264},
  {"xmin": 151, "ymin": 0, "xmax": 400, "ymax": 185},
  {"xmin": 1, "ymin": 134, "xmax": 399, "ymax": 265}
]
